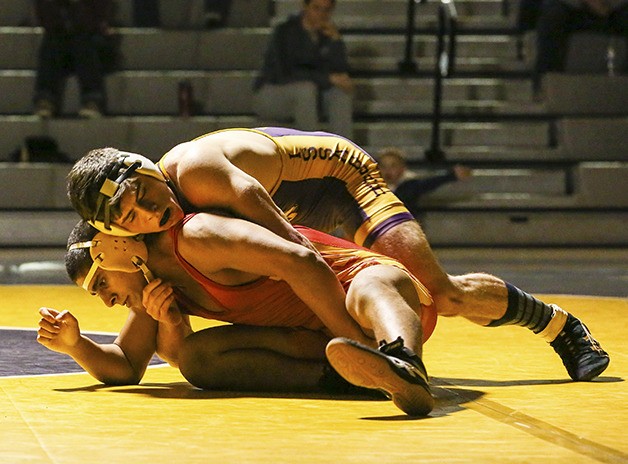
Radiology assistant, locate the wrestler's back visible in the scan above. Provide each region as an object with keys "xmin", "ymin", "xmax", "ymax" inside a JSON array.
[{"xmin": 166, "ymin": 129, "xmax": 283, "ymax": 192}]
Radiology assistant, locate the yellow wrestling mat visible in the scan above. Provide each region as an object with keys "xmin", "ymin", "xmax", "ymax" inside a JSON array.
[{"xmin": 1, "ymin": 285, "xmax": 626, "ymax": 464}]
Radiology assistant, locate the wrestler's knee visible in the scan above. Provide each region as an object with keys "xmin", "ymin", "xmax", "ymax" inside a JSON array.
[{"xmin": 178, "ymin": 332, "xmax": 219, "ymax": 389}]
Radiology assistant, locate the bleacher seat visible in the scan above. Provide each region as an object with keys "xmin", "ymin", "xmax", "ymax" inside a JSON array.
[{"xmin": 545, "ymin": 74, "xmax": 628, "ymax": 115}]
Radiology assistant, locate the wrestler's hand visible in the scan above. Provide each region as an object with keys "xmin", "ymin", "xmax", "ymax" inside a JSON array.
[
  {"xmin": 36, "ymin": 307, "xmax": 80, "ymax": 354},
  {"xmin": 142, "ymin": 279, "xmax": 183, "ymax": 326}
]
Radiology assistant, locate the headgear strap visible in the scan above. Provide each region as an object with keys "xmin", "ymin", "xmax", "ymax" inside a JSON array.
[{"xmin": 89, "ymin": 152, "xmax": 165, "ymax": 237}]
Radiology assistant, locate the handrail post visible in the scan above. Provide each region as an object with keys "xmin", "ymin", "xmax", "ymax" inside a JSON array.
[
  {"xmin": 425, "ymin": 0, "xmax": 457, "ymax": 164},
  {"xmin": 398, "ymin": 0, "xmax": 426, "ymax": 74}
]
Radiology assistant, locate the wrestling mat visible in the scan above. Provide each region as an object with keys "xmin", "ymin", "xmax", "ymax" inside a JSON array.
[{"xmin": 1, "ymin": 285, "xmax": 626, "ymax": 464}]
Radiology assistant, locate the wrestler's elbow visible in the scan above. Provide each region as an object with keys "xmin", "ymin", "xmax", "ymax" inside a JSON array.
[{"xmin": 281, "ymin": 247, "xmax": 329, "ymax": 279}]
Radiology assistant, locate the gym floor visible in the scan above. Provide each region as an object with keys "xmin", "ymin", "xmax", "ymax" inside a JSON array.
[{"xmin": 1, "ymin": 247, "xmax": 626, "ymax": 463}]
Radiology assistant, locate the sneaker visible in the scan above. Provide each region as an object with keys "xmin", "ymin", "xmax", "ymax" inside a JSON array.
[
  {"xmin": 326, "ymin": 337, "xmax": 434, "ymax": 416},
  {"xmin": 549, "ymin": 312, "xmax": 610, "ymax": 381},
  {"xmin": 34, "ymin": 99, "xmax": 55, "ymax": 118},
  {"xmin": 78, "ymin": 102, "xmax": 102, "ymax": 119}
]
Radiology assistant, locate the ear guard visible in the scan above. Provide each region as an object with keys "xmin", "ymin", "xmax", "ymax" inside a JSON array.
[
  {"xmin": 69, "ymin": 232, "xmax": 154, "ymax": 292},
  {"xmin": 89, "ymin": 152, "xmax": 165, "ymax": 237}
]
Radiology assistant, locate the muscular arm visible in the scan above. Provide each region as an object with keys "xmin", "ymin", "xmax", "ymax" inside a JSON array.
[
  {"xmin": 173, "ymin": 141, "xmax": 314, "ymax": 250},
  {"xmin": 141, "ymin": 278, "xmax": 194, "ymax": 367},
  {"xmin": 176, "ymin": 214, "xmax": 371, "ymax": 345},
  {"xmin": 154, "ymin": 315, "xmax": 193, "ymax": 367},
  {"xmin": 37, "ymin": 306, "xmax": 158, "ymax": 385}
]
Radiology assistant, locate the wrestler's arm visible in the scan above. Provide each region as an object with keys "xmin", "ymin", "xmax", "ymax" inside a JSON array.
[
  {"xmin": 176, "ymin": 214, "xmax": 371, "ymax": 346},
  {"xmin": 142, "ymin": 278, "xmax": 194, "ymax": 367},
  {"xmin": 37, "ymin": 306, "xmax": 157, "ymax": 385},
  {"xmin": 174, "ymin": 144, "xmax": 314, "ymax": 249}
]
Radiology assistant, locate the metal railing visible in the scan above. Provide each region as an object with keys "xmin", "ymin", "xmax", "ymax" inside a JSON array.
[
  {"xmin": 425, "ymin": 0, "xmax": 458, "ymax": 163},
  {"xmin": 398, "ymin": 0, "xmax": 427, "ymax": 74},
  {"xmin": 398, "ymin": 0, "xmax": 458, "ymax": 162}
]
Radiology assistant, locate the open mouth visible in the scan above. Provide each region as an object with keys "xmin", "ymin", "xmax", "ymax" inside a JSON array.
[{"xmin": 159, "ymin": 207, "xmax": 171, "ymax": 227}]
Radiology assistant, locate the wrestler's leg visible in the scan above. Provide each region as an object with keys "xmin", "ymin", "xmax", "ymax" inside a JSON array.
[
  {"xmin": 370, "ymin": 220, "xmax": 507, "ymax": 324},
  {"xmin": 345, "ymin": 265, "xmax": 425, "ymax": 354},
  {"xmin": 178, "ymin": 325, "xmax": 350, "ymax": 392},
  {"xmin": 327, "ymin": 264, "xmax": 434, "ymax": 415},
  {"xmin": 370, "ymin": 220, "xmax": 609, "ymax": 381}
]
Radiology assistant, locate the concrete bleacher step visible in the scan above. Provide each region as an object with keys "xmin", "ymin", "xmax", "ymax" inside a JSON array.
[
  {"xmin": 0, "ymin": 71, "xmax": 540, "ymax": 116},
  {"xmin": 559, "ymin": 118, "xmax": 628, "ymax": 160},
  {"xmin": 0, "ymin": 210, "xmax": 78, "ymax": 247},
  {"xmin": 374, "ymin": 145, "xmax": 569, "ymax": 163},
  {"xmin": 0, "ymin": 163, "xmax": 70, "ymax": 209},
  {"xmin": 575, "ymin": 162, "xmax": 628, "ymax": 208},
  {"xmin": 0, "ymin": 0, "xmax": 513, "ymax": 30},
  {"xmin": 359, "ymin": 99, "xmax": 544, "ymax": 116},
  {"xmin": 355, "ymin": 120, "xmax": 551, "ymax": 147},
  {"xmin": 2, "ymin": 208, "xmax": 625, "ymax": 247},
  {"xmin": 273, "ymin": 0, "xmax": 515, "ymax": 30},
  {"xmin": 0, "ymin": 27, "xmax": 527, "ymax": 73},
  {"xmin": 412, "ymin": 167, "xmax": 569, "ymax": 196},
  {"xmin": 545, "ymin": 74, "xmax": 628, "ymax": 116},
  {"xmin": 420, "ymin": 209, "xmax": 627, "ymax": 246},
  {"xmin": 0, "ymin": 116, "xmax": 554, "ymax": 163},
  {"xmin": 0, "ymin": 162, "xmax": 572, "ymax": 211},
  {"xmin": 0, "ymin": 0, "xmax": 272, "ymax": 28}
]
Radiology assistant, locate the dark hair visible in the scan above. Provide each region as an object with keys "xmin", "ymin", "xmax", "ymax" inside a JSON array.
[
  {"xmin": 66, "ymin": 147, "xmax": 126, "ymax": 222},
  {"xmin": 65, "ymin": 220, "xmax": 99, "ymax": 283}
]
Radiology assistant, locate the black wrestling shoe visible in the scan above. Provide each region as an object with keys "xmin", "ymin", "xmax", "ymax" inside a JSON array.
[
  {"xmin": 326, "ymin": 337, "xmax": 434, "ymax": 416},
  {"xmin": 550, "ymin": 312, "xmax": 610, "ymax": 381},
  {"xmin": 318, "ymin": 363, "xmax": 386, "ymax": 398}
]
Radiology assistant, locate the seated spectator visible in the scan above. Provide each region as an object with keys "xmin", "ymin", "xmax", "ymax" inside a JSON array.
[
  {"xmin": 377, "ymin": 147, "xmax": 473, "ymax": 218},
  {"xmin": 252, "ymin": 0, "xmax": 354, "ymax": 138},
  {"xmin": 33, "ymin": 0, "xmax": 114, "ymax": 118},
  {"xmin": 533, "ymin": 0, "xmax": 628, "ymax": 96}
]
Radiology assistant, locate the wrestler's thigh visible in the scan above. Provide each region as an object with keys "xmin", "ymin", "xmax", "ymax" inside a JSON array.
[{"xmin": 183, "ymin": 324, "xmax": 329, "ymax": 360}]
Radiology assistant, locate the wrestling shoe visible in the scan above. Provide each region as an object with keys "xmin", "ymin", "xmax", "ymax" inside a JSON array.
[
  {"xmin": 318, "ymin": 363, "xmax": 386, "ymax": 398},
  {"xmin": 549, "ymin": 312, "xmax": 610, "ymax": 381},
  {"xmin": 326, "ymin": 337, "xmax": 434, "ymax": 416}
]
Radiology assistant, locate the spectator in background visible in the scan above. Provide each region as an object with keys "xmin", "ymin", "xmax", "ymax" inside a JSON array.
[
  {"xmin": 253, "ymin": 0, "xmax": 354, "ymax": 139},
  {"xmin": 33, "ymin": 0, "xmax": 114, "ymax": 118},
  {"xmin": 533, "ymin": 0, "xmax": 628, "ymax": 96},
  {"xmin": 377, "ymin": 147, "xmax": 473, "ymax": 218}
]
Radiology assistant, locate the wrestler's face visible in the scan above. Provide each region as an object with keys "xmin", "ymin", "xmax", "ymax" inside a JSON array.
[
  {"xmin": 77, "ymin": 268, "xmax": 147, "ymax": 310},
  {"xmin": 113, "ymin": 173, "xmax": 184, "ymax": 234}
]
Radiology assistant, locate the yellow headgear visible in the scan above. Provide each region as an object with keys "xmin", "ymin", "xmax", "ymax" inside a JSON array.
[{"xmin": 69, "ymin": 232, "xmax": 154, "ymax": 291}]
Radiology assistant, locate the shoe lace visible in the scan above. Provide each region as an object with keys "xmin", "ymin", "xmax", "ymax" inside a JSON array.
[
  {"xmin": 378, "ymin": 337, "xmax": 428, "ymax": 381},
  {"xmin": 553, "ymin": 317, "xmax": 604, "ymax": 360}
]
